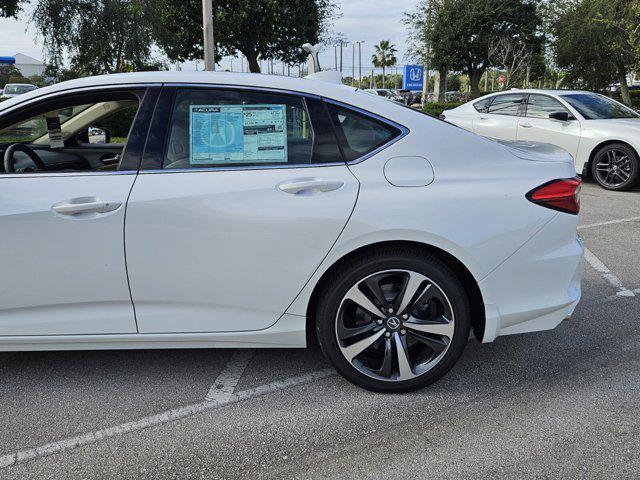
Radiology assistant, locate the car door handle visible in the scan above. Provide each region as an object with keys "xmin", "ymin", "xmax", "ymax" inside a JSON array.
[
  {"xmin": 479, "ymin": 116, "xmax": 489, "ymax": 120},
  {"xmin": 52, "ymin": 198, "xmax": 122, "ymax": 216},
  {"xmin": 277, "ymin": 178, "xmax": 345, "ymax": 195},
  {"xmin": 520, "ymin": 123, "xmax": 533, "ymax": 128}
]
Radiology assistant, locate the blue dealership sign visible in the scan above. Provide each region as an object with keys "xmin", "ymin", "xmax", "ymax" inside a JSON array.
[
  {"xmin": 403, "ymin": 64, "xmax": 423, "ymax": 91},
  {"xmin": 0, "ymin": 56, "xmax": 16, "ymax": 65}
]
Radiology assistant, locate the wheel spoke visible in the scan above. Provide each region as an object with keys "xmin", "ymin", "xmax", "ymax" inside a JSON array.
[
  {"xmin": 376, "ymin": 338, "xmax": 394, "ymax": 378},
  {"xmin": 343, "ymin": 284, "xmax": 385, "ymax": 318},
  {"xmin": 393, "ymin": 332, "xmax": 415, "ymax": 380},
  {"xmin": 407, "ymin": 329, "xmax": 449, "ymax": 354},
  {"xmin": 616, "ymin": 169, "xmax": 630, "ymax": 180},
  {"xmin": 342, "ymin": 328, "xmax": 385, "ymax": 361},
  {"xmin": 395, "ymin": 271, "xmax": 429, "ymax": 315},
  {"xmin": 403, "ymin": 316, "xmax": 454, "ymax": 339},
  {"xmin": 337, "ymin": 321, "xmax": 378, "ymax": 342},
  {"xmin": 362, "ymin": 276, "xmax": 393, "ymax": 312},
  {"xmin": 336, "ymin": 269, "xmax": 456, "ymax": 383}
]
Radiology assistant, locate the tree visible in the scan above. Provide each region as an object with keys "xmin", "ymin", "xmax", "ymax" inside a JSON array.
[
  {"xmin": 488, "ymin": 36, "xmax": 532, "ymax": 88},
  {"xmin": 553, "ymin": 0, "xmax": 639, "ymax": 105},
  {"xmin": 152, "ymin": 0, "xmax": 338, "ymax": 73},
  {"xmin": 428, "ymin": 0, "xmax": 543, "ymax": 97},
  {"xmin": 371, "ymin": 40, "xmax": 397, "ymax": 88},
  {"xmin": 33, "ymin": 0, "xmax": 158, "ymax": 75},
  {"xmin": 0, "ymin": 0, "xmax": 23, "ymax": 17},
  {"xmin": 0, "ymin": 64, "xmax": 23, "ymax": 87}
]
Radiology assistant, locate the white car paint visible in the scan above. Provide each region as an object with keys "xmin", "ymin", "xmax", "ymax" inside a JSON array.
[
  {"xmin": 442, "ymin": 89, "xmax": 640, "ymax": 176},
  {"xmin": 0, "ymin": 72, "xmax": 582, "ymax": 352}
]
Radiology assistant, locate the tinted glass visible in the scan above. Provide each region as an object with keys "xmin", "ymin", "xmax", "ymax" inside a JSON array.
[
  {"xmin": 0, "ymin": 103, "xmax": 93, "ymax": 144},
  {"xmin": 164, "ymin": 89, "xmax": 314, "ymax": 169},
  {"xmin": 526, "ymin": 95, "xmax": 568, "ymax": 118},
  {"xmin": 3, "ymin": 85, "xmax": 36, "ymax": 95},
  {"xmin": 473, "ymin": 96, "xmax": 493, "ymax": 112},
  {"xmin": 304, "ymin": 98, "xmax": 343, "ymax": 164},
  {"xmin": 327, "ymin": 103, "xmax": 401, "ymax": 162},
  {"xmin": 561, "ymin": 93, "xmax": 639, "ymax": 119},
  {"xmin": 487, "ymin": 93, "xmax": 526, "ymax": 116}
]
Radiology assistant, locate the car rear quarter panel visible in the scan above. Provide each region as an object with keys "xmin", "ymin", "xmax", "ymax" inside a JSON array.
[{"xmin": 287, "ymin": 115, "xmax": 574, "ymax": 318}]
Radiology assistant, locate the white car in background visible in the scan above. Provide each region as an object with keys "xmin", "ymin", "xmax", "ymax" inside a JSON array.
[
  {"xmin": 1, "ymin": 83, "xmax": 37, "ymax": 99},
  {"xmin": 0, "ymin": 72, "xmax": 582, "ymax": 392},
  {"xmin": 442, "ymin": 90, "xmax": 640, "ymax": 190}
]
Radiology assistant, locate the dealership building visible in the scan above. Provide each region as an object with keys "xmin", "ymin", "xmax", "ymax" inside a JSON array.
[{"xmin": 0, "ymin": 53, "xmax": 45, "ymax": 77}]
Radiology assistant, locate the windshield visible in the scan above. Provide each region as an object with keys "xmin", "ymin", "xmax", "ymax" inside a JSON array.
[
  {"xmin": 561, "ymin": 93, "xmax": 639, "ymax": 120},
  {"xmin": 3, "ymin": 85, "xmax": 36, "ymax": 95}
]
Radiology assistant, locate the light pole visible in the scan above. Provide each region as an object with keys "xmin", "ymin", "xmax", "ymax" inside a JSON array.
[
  {"xmin": 351, "ymin": 42, "xmax": 355, "ymax": 86},
  {"xmin": 355, "ymin": 40, "xmax": 365, "ymax": 88},
  {"xmin": 339, "ymin": 41, "xmax": 343, "ymax": 72},
  {"xmin": 202, "ymin": 0, "xmax": 215, "ymax": 71}
]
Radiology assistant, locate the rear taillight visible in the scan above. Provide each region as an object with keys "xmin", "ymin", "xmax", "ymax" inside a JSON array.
[{"xmin": 526, "ymin": 177, "xmax": 581, "ymax": 215}]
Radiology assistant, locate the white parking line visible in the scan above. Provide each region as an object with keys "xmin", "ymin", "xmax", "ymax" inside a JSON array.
[
  {"xmin": 578, "ymin": 216, "xmax": 640, "ymax": 230},
  {"xmin": 587, "ymin": 288, "xmax": 640, "ymax": 307},
  {"xmin": 584, "ymin": 247, "xmax": 635, "ymax": 297},
  {"xmin": 205, "ymin": 349, "xmax": 254, "ymax": 402},
  {"xmin": 0, "ymin": 368, "xmax": 336, "ymax": 470}
]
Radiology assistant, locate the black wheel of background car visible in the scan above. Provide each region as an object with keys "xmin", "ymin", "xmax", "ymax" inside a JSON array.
[
  {"xmin": 3, "ymin": 143, "xmax": 48, "ymax": 173},
  {"xmin": 591, "ymin": 143, "xmax": 639, "ymax": 191},
  {"xmin": 315, "ymin": 247, "xmax": 471, "ymax": 393}
]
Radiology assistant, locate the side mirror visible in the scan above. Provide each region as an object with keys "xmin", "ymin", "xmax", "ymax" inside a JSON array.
[
  {"xmin": 78, "ymin": 126, "xmax": 111, "ymax": 144},
  {"xmin": 549, "ymin": 111, "xmax": 572, "ymax": 122}
]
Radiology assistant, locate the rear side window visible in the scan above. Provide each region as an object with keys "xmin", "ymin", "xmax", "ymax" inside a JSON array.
[
  {"xmin": 487, "ymin": 93, "xmax": 526, "ymax": 116},
  {"xmin": 473, "ymin": 96, "xmax": 493, "ymax": 112},
  {"xmin": 525, "ymin": 95, "xmax": 568, "ymax": 119},
  {"xmin": 326, "ymin": 103, "xmax": 401, "ymax": 162},
  {"xmin": 163, "ymin": 89, "xmax": 334, "ymax": 170}
]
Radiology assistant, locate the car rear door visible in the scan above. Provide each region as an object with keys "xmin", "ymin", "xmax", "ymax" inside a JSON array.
[
  {"xmin": 0, "ymin": 86, "xmax": 158, "ymax": 336},
  {"xmin": 473, "ymin": 93, "xmax": 526, "ymax": 141},
  {"xmin": 517, "ymin": 94, "xmax": 581, "ymax": 158},
  {"xmin": 125, "ymin": 86, "xmax": 359, "ymax": 333}
]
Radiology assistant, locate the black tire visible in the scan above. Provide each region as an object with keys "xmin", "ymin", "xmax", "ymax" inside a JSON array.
[
  {"xmin": 591, "ymin": 143, "xmax": 640, "ymax": 191},
  {"xmin": 315, "ymin": 247, "xmax": 471, "ymax": 393}
]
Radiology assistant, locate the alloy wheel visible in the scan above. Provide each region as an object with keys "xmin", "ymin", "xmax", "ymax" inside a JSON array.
[
  {"xmin": 335, "ymin": 269, "xmax": 455, "ymax": 382},
  {"xmin": 595, "ymin": 149, "xmax": 633, "ymax": 188}
]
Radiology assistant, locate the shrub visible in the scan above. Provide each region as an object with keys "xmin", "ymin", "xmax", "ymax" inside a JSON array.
[{"xmin": 422, "ymin": 102, "xmax": 464, "ymax": 117}]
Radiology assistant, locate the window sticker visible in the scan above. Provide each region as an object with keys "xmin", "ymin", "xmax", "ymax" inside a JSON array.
[
  {"xmin": 45, "ymin": 112, "xmax": 64, "ymax": 150},
  {"xmin": 189, "ymin": 104, "xmax": 288, "ymax": 165}
]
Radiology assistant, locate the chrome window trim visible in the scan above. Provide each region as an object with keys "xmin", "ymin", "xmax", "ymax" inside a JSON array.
[
  {"xmin": 1, "ymin": 82, "xmax": 410, "ymax": 176},
  {"xmin": 0, "ymin": 83, "xmax": 160, "ymax": 117},
  {"xmin": 161, "ymin": 82, "xmax": 322, "ymax": 100},
  {"xmin": 0, "ymin": 170, "xmax": 138, "ymax": 179},
  {"xmin": 145, "ymin": 84, "xmax": 335, "ymax": 174},
  {"xmin": 161, "ymin": 84, "xmax": 411, "ymax": 167},
  {"xmin": 321, "ymin": 97, "xmax": 410, "ymax": 165},
  {"xmin": 523, "ymin": 93, "xmax": 571, "ymax": 119},
  {"xmin": 139, "ymin": 162, "xmax": 347, "ymax": 175}
]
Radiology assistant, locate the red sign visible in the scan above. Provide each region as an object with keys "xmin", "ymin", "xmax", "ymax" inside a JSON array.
[{"xmin": 498, "ymin": 74, "xmax": 506, "ymax": 84}]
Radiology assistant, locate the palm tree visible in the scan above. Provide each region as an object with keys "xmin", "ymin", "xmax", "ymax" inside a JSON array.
[{"xmin": 371, "ymin": 40, "xmax": 398, "ymax": 88}]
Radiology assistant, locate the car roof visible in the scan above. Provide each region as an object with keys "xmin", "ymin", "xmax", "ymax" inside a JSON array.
[
  {"xmin": 480, "ymin": 89, "xmax": 592, "ymax": 99},
  {"xmin": 0, "ymin": 71, "xmax": 359, "ymax": 113}
]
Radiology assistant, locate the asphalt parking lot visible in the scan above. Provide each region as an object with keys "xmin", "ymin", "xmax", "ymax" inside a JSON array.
[{"xmin": 1, "ymin": 179, "xmax": 639, "ymax": 480}]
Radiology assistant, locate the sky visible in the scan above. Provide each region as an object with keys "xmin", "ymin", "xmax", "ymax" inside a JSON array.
[{"xmin": 0, "ymin": 0, "xmax": 418, "ymax": 74}]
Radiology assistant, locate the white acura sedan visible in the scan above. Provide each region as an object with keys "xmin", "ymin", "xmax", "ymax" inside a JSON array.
[
  {"xmin": 0, "ymin": 72, "xmax": 582, "ymax": 392},
  {"xmin": 442, "ymin": 90, "xmax": 640, "ymax": 190}
]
